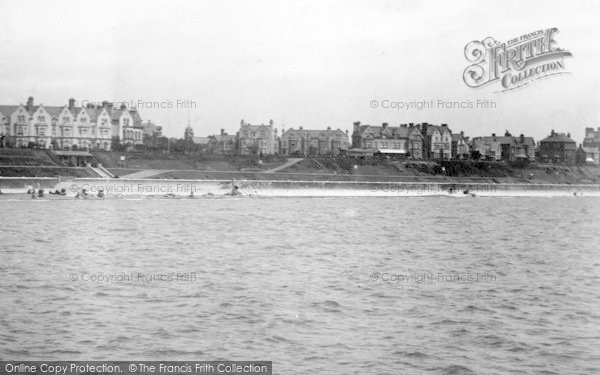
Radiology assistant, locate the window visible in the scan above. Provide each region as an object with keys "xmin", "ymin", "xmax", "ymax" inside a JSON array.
[
  {"xmin": 18, "ymin": 115, "xmax": 26, "ymax": 124},
  {"xmin": 37, "ymin": 115, "xmax": 45, "ymax": 124},
  {"xmin": 80, "ymin": 117, "xmax": 87, "ymax": 124},
  {"xmin": 17, "ymin": 126, "xmax": 24, "ymax": 136},
  {"xmin": 38, "ymin": 127, "xmax": 46, "ymax": 136},
  {"xmin": 123, "ymin": 118, "xmax": 130, "ymax": 126},
  {"xmin": 62, "ymin": 117, "xmax": 70, "ymax": 124}
]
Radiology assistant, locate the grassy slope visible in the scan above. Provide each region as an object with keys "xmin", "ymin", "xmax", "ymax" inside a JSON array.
[{"xmin": 2, "ymin": 150, "xmax": 599, "ymax": 184}]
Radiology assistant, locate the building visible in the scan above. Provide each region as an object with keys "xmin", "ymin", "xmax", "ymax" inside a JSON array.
[
  {"xmin": 192, "ymin": 137, "xmax": 211, "ymax": 153},
  {"xmin": 141, "ymin": 120, "xmax": 163, "ymax": 148},
  {"xmin": 351, "ymin": 122, "xmax": 423, "ymax": 159},
  {"xmin": 538, "ymin": 130, "xmax": 577, "ymax": 164},
  {"xmin": 451, "ymin": 132, "xmax": 470, "ymax": 159},
  {"xmin": 471, "ymin": 132, "xmax": 535, "ymax": 161},
  {"xmin": 208, "ymin": 129, "xmax": 237, "ymax": 155},
  {"xmin": 576, "ymin": 145, "xmax": 600, "ymax": 165},
  {"xmin": 0, "ymin": 97, "xmax": 145, "ymax": 151},
  {"xmin": 421, "ymin": 123, "xmax": 452, "ymax": 159},
  {"xmin": 583, "ymin": 127, "xmax": 600, "ymax": 149},
  {"xmin": 142, "ymin": 120, "xmax": 162, "ymax": 138},
  {"xmin": 238, "ymin": 119, "xmax": 278, "ymax": 155},
  {"xmin": 280, "ymin": 126, "xmax": 348, "ymax": 156}
]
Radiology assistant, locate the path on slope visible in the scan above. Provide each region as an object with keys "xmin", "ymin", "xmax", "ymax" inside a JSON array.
[
  {"xmin": 265, "ymin": 158, "xmax": 304, "ymax": 173},
  {"xmin": 118, "ymin": 169, "xmax": 172, "ymax": 179}
]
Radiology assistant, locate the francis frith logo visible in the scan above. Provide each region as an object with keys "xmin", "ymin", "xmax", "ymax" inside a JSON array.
[{"xmin": 463, "ymin": 28, "xmax": 572, "ymax": 92}]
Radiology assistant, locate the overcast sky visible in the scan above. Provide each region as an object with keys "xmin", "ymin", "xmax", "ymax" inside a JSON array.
[{"xmin": 1, "ymin": 0, "xmax": 598, "ymax": 142}]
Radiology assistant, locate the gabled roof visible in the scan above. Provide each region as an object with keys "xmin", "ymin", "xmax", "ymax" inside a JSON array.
[
  {"xmin": 0, "ymin": 105, "xmax": 21, "ymax": 116},
  {"xmin": 358, "ymin": 124, "xmax": 411, "ymax": 139},
  {"xmin": 44, "ymin": 106, "xmax": 64, "ymax": 118},
  {"xmin": 425, "ymin": 125, "xmax": 452, "ymax": 136},
  {"xmin": 211, "ymin": 134, "xmax": 236, "ymax": 142},
  {"xmin": 193, "ymin": 137, "xmax": 210, "ymax": 145},
  {"xmin": 129, "ymin": 109, "xmax": 142, "ymax": 127},
  {"xmin": 240, "ymin": 123, "xmax": 271, "ymax": 132}
]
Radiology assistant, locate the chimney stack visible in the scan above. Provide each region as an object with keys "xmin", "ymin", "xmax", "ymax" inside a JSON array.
[
  {"xmin": 460, "ymin": 131, "xmax": 464, "ymax": 137},
  {"xmin": 567, "ymin": 132, "xmax": 571, "ymax": 138},
  {"xmin": 382, "ymin": 122, "xmax": 388, "ymax": 129},
  {"xmin": 26, "ymin": 96, "xmax": 34, "ymax": 111},
  {"xmin": 68, "ymin": 98, "xmax": 76, "ymax": 109},
  {"xmin": 220, "ymin": 129, "xmax": 225, "ymax": 136}
]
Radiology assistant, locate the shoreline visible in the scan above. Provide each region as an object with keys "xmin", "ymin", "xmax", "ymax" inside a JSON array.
[{"xmin": 2, "ymin": 177, "xmax": 600, "ymax": 197}]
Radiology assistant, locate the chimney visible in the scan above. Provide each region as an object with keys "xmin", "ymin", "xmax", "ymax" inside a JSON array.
[
  {"xmin": 460, "ymin": 131, "xmax": 464, "ymax": 137},
  {"xmin": 409, "ymin": 123, "xmax": 414, "ymax": 128},
  {"xmin": 567, "ymin": 132, "xmax": 571, "ymax": 138},
  {"xmin": 299, "ymin": 126, "xmax": 303, "ymax": 130},
  {"xmin": 382, "ymin": 122, "xmax": 388, "ymax": 129},
  {"xmin": 68, "ymin": 98, "xmax": 76, "ymax": 109},
  {"xmin": 327, "ymin": 126, "xmax": 331, "ymax": 130},
  {"xmin": 353, "ymin": 121, "xmax": 360, "ymax": 133},
  {"xmin": 345, "ymin": 130, "xmax": 349, "ymax": 135},
  {"xmin": 220, "ymin": 129, "xmax": 225, "ymax": 136},
  {"xmin": 240, "ymin": 119, "xmax": 245, "ymax": 126},
  {"xmin": 441, "ymin": 123, "xmax": 448, "ymax": 127},
  {"xmin": 269, "ymin": 119, "xmax": 273, "ymax": 126},
  {"xmin": 26, "ymin": 96, "xmax": 34, "ymax": 111},
  {"xmin": 101, "ymin": 101, "xmax": 109, "ymax": 109},
  {"xmin": 520, "ymin": 134, "xmax": 524, "ymax": 142}
]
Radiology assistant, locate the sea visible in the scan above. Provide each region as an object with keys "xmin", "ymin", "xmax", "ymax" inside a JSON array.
[{"xmin": 1, "ymin": 196, "xmax": 599, "ymax": 375}]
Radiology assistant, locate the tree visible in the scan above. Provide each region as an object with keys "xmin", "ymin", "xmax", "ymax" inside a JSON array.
[
  {"xmin": 247, "ymin": 144, "xmax": 259, "ymax": 156},
  {"xmin": 111, "ymin": 136, "xmax": 123, "ymax": 152},
  {"xmin": 471, "ymin": 150, "xmax": 482, "ymax": 160}
]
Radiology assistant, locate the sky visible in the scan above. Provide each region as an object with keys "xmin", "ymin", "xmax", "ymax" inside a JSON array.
[{"xmin": 0, "ymin": 0, "xmax": 599, "ymax": 142}]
